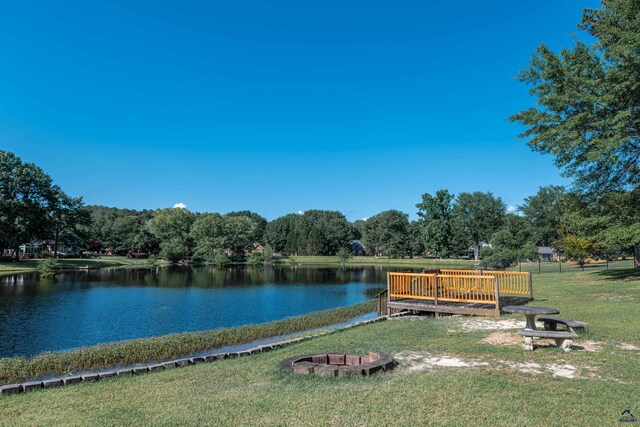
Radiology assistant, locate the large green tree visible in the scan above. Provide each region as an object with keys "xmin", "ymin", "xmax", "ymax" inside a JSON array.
[
  {"xmin": 511, "ymin": 0, "xmax": 640, "ymax": 194},
  {"xmin": 481, "ymin": 214, "xmax": 537, "ymax": 269},
  {"xmin": 225, "ymin": 210, "xmax": 267, "ymax": 244},
  {"xmin": 0, "ymin": 151, "xmax": 87, "ymax": 258},
  {"xmin": 416, "ymin": 189, "xmax": 456, "ymax": 258},
  {"xmin": 148, "ymin": 207, "xmax": 195, "ymax": 262},
  {"xmin": 190, "ymin": 213, "xmax": 225, "ymax": 256},
  {"xmin": 47, "ymin": 187, "xmax": 90, "ymax": 258},
  {"xmin": 222, "ymin": 214, "xmax": 256, "ymax": 256},
  {"xmin": 453, "ymin": 192, "xmax": 506, "ymax": 260},
  {"xmin": 359, "ymin": 210, "xmax": 410, "ymax": 258},
  {"xmin": 264, "ymin": 210, "xmax": 354, "ymax": 256},
  {"xmin": 520, "ymin": 185, "xmax": 566, "ymax": 246}
]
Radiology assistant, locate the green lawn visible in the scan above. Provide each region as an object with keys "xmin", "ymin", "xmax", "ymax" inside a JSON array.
[
  {"xmin": 287, "ymin": 255, "xmax": 478, "ymax": 269},
  {"xmin": 1, "ymin": 268, "xmax": 639, "ymax": 426},
  {"xmin": 0, "ymin": 257, "xmax": 151, "ymax": 276}
]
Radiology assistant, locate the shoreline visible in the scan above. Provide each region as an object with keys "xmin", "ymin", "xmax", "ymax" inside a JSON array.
[{"xmin": 0, "ymin": 300, "xmax": 376, "ymax": 385}]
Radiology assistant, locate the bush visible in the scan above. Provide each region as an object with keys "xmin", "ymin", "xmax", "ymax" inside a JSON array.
[
  {"xmin": 213, "ymin": 251, "xmax": 230, "ymax": 267},
  {"xmin": 160, "ymin": 240, "xmax": 189, "ymax": 264},
  {"xmin": 263, "ymin": 244, "xmax": 274, "ymax": 264},
  {"xmin": 0, "ymin": 300, "xmax": 376, "ymax": 385},
  {"xmin": 336, "ymin": 247, "xmax": 352, "ymax": 265},
  {"xmin": 37, "ymin": 258, "xmax": 60, "ymax": 278},
  {"xmin": 247, "ymin": 251, "xmax": 264, "ymax": 266}
]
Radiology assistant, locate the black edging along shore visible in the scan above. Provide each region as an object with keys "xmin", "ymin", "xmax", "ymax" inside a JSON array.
[{"xmin": 0, "ymin": 312, "xmax": 408, "ymax": 396}]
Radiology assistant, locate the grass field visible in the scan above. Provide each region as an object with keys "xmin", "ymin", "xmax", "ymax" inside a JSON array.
[
  {"xmin": 0, "ymin": 257, "xmax": 151, "ymax": 276},
  {"xmin": 286, "ymin": 255, "xmax": 477, "ymax": 269},
  {"xmin": 1, "ymin": 268, "xmax": 638, "ymax": 426}
]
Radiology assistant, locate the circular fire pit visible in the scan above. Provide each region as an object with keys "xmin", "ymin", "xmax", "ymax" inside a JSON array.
[{"xmin": 279, "ymin": 351, "xmax": 394, "ymax": 377}]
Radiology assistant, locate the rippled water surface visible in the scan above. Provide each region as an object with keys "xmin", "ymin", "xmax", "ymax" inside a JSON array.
[{"xmin": 0, "ymin": 265, "xmax": 394, "ymax": 357}]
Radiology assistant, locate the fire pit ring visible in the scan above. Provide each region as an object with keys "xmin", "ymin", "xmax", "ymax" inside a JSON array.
[{"xmin": 279, "ymin": 351, "xmax": 394, "ymax": 377}]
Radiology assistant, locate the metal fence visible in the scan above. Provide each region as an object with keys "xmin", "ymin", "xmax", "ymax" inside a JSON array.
[{"xmin": 510, "ymin": 258, "xmax": 636, "ymax": 274}]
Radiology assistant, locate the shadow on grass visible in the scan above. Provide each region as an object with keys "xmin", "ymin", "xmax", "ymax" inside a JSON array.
[{"xmin": 596, "ymin": 268, "xmax": 640, "ymax": 281}]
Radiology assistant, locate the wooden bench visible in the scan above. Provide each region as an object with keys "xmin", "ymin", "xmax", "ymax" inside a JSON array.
[
  {"xmin": 537, "ymin": 317, "xmax": 589, "ymax": 334},
  {"xmin": 516, "ymin": 329, "xmax": 578, "ymax": 351}
]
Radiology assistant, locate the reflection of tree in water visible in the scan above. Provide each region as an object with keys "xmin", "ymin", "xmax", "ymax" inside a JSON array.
[{"xmin": 2, "ymin": 265, "xmax": 393, "ymax": 292}]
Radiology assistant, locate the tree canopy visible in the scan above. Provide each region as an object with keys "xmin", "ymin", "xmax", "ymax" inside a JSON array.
[
  {"xmin": 416, "ymin": 189, "xmax": 456, "ymax": 258},
  {"xmin": 511, "ymin": 0, "xmax": 640, "ymax": 195},
  {"xmin": 453, "ymin": 192, "xmax": 506, "ymax": 260},
  {"xmin": 358, "ymin": 210, "xmax": 410, "ymax": 258}
]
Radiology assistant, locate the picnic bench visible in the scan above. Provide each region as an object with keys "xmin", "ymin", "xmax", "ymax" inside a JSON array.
[
  {"xmin": 503, "ymin": 305, "xmax": 582, "ymax": 352},
  {"xmin": 537, "ymin": 317, "xmax": 589, "ymax": 334},
  {"xmin": 516, "ymin": 329, "xmax": 578, "ymax": 351}
]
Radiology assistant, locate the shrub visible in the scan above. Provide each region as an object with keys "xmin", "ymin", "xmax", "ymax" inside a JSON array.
[
  {"xmin": 247, "ymin": 251, "xmax": 264, "ymax": 266},
  {"xmin": 37, "ymin": 258, "xmax": 60, "ymax": 278},
  {"xmin": 263, "ymin": 244, "xmax": 274, "ymax": 264},
  {"xmin": 213, "ymin": 251, "xmax": 230, "ymax": 267},
  {"xmin": 160, "ymin": 239, "xmax": 189, "ymax": 263},
  {"xmin": 336, "ymin": 247, "xmax": 352, "ymax": 265}
]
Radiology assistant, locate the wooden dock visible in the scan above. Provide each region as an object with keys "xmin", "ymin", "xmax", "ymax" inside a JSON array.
[{"xmin": 378, "ymin": 269, "xmax": 533, "ymax": 317}]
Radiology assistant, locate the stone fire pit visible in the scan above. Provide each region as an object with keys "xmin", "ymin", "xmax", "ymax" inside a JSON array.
[{"xmin": 279, "ymin": 351, "xmax": 394, "ymax": 377}]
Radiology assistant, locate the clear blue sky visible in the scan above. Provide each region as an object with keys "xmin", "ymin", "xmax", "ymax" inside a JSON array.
[{"xmin": 0, "ymin": 1, "xmax": 598, "ymax": 221}]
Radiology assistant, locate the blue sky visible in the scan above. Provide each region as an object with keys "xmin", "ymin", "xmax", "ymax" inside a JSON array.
[{"xmin": 0, "ymin": 1, "xmax": 598, "ymax": 220}]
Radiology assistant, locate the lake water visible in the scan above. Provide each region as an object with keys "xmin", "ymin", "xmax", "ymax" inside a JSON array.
[{"xmin": 0, "ymin": 265, "xmax": 392, "ymax": 358}]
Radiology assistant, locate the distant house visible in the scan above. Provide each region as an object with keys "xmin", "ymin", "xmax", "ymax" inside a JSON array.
[
  {"xmin": 253, "ymin": 242, "xmax": 264, "ymax": 254},
  {"xmin": 537, "ymin": 246, "xmax": 558, "ymax": 262},
  {"xmin": 350, "ymin": 240, "xmax": 366, "ymax": 256},
  {"xmin": 17, "ymin": 239, "xmax": 81, "ymax": 259}
]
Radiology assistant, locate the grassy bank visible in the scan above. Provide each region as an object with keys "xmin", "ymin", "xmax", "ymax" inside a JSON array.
[
  {"xmin": 0, "ymin": 257, "xmax": 151, "ymax": 276},
  {"xmin": 0, "ymin": 255, "xmax": 475, "ymax": 276},
  {"xmin": 0, "ymin": 269, "xmax": 638, "ymax": 426},
  {"xmin": 0, "ymin": 301, "xmax": 375, "ymax": 385},
  {"xmin": 286, "ymin": 255, "xmax": 477, "ymax": 269}
]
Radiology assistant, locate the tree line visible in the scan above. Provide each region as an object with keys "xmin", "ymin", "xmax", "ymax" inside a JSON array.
[{"xmin": 3, "ymin": 147, "xmax": 636, "ymax": 267}]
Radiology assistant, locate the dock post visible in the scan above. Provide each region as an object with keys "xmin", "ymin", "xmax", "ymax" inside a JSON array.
[
  {"xmin": 434, "ymin": 274, "xmax": 439, "ymax": 306},
  {"xmin": 386, "ymin": 272, "xmax": 391, "ymax": 315},
  {"xmin": 493, "ymin": 277, "xmax": 501, "ymax": 317}
]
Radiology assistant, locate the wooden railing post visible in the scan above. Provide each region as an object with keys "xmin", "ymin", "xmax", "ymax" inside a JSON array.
[
  {"xmin": 386, "ymin": 271, "xmax": 391, "ymax": 314},
  {"xmin": 493, "ymin": 276, "xmax": 500, "ymax": 317},
  {"xmin": 527, "ymin": 272, "xmax": 533, "ymax": 300},
  {"xmin": 434, "ymin": 273, "xmax": 439, "ymax": 306}
]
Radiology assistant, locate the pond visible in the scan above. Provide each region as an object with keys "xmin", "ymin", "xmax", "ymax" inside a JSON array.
[{"xmin": 0, "ymin": 265, "xmax": 397, "ymax": 358}]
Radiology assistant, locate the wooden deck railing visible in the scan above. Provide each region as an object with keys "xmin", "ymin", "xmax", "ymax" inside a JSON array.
[
  {"xmin": 376, "ymin": 289, "xmax": 388, "ymax": 316},
  {"xmin": 388, "ymin": 272, "xmax": 499, "ymax": 305},
  {"xmin": 440, "ymin": 269, "xmax": 532, "ymax": 297}
]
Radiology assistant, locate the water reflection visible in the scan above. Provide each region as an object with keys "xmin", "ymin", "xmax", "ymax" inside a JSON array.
[{"xmin": 0, "ymin": 265, "xmax": 399, "ymax": 358}]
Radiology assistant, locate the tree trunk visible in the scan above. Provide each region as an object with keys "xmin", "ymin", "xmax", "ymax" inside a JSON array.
[
  {"xmin": 54, "ymin": 227, "xmax": 60, "ymax": 259},
  {"xmin": 635, "ymin": 244, "xmax": 640, "ymax": 268},
  {"xmin": 474, "ymin": 244, "xmax": 480, "ymax": 261}
]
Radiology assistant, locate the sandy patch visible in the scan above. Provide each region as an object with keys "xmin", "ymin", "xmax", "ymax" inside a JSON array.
[
  {"xmin": 576, "ymin": 340, "xmax": 605, "ymax": 352},
  {"xmin": 395, "ymin": 351, "xmax": 488, "ymax": 372},
  {"xmin": 453, "ymin": 318, "xmax": 523, "ymax": 332},
  {"xmin": 395, "ymin": 351, "xmax": 601, "ymax": 380},
  {"xmin": 501, "ymin": 361, "xmax": 544, "ymax": 375},
  {"xmin": 547, "ymin": 363, "xmax": 579, "ymax": 378},
  {"xmin": 617, "ymin": 343, "xmax": 640, "ymax": 351},
  {"xmin": 479, "ymin": 332, "xmax": 521, "ymax": 346}
]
